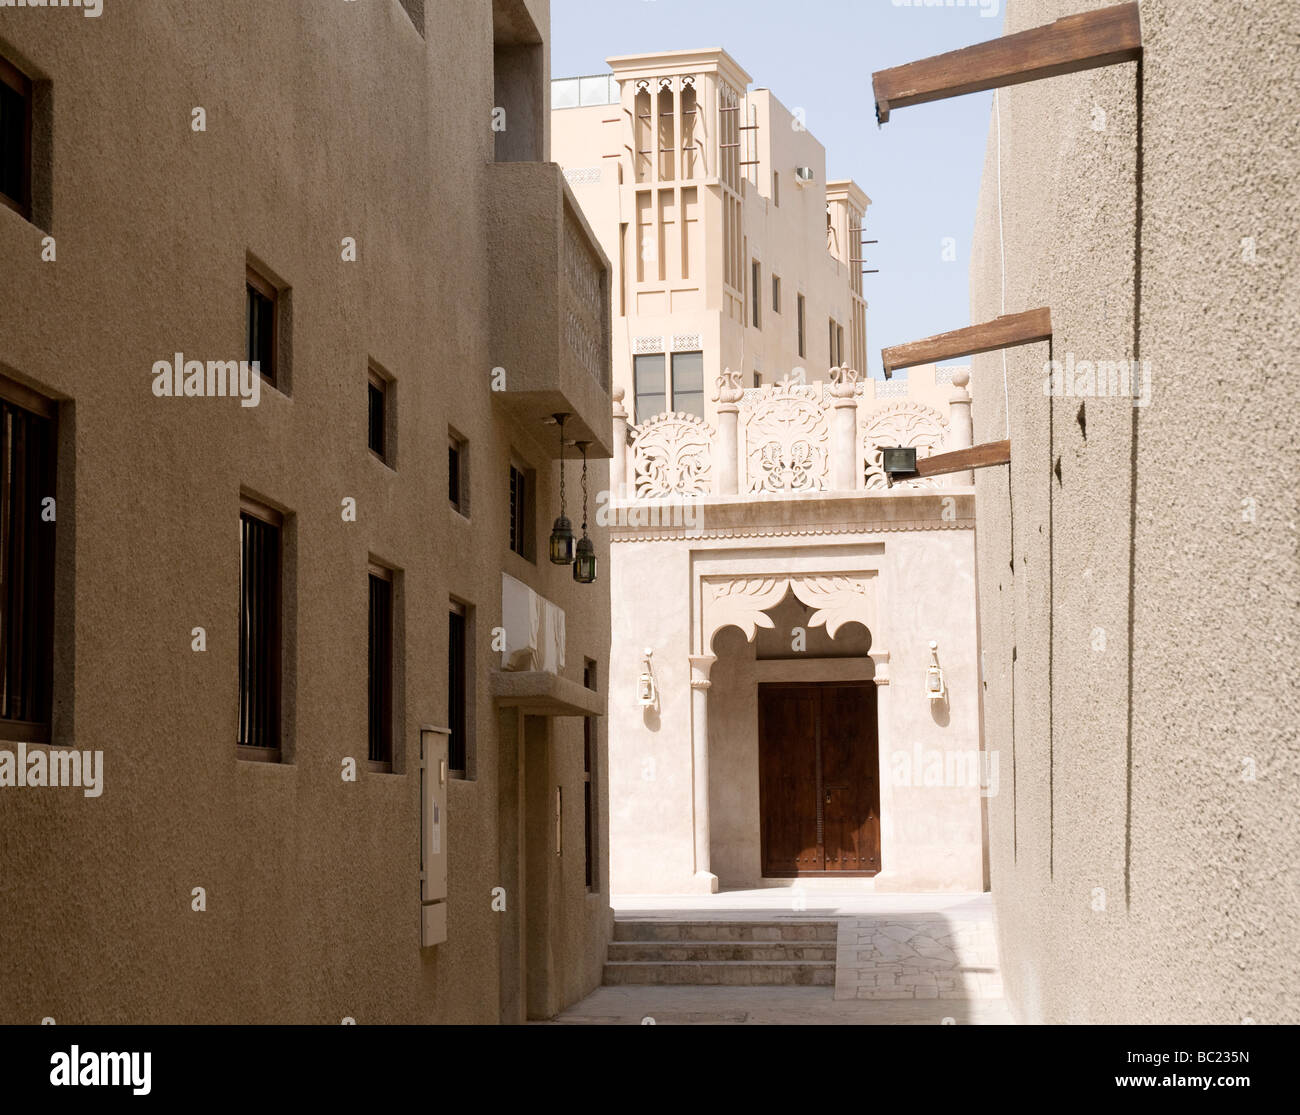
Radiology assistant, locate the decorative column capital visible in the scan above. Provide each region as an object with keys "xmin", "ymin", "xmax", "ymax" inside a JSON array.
[
  {"xmin": 713, "ymin": 368, "xmax": 745, "ymax": 405},
  {"xmin": 829, "ymin": 365, "xmax": 860, "ymax": 400},
  {"xmin": 869, "ymin": 648, "xmax": 891, "ymax": 686},
  {"xmin": 688, "ymin": 654, "xmax": 717, "ymax": 689}
]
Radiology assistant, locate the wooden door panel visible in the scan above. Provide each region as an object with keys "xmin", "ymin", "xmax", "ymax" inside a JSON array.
[
  {"xmin": 758, "ymin": 687, "xmax": 821, "ymax": 875},
  {"xmin": 820, "ymin": 684, "xmax": 880, "ymax": 872},
  {"xmin": 758, "ymin": 682, "xmax": 880, "ymax": 877}
]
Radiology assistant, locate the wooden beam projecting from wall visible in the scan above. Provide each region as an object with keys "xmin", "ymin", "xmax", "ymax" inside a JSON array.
[
  {"xmin": 872, "ymin": 2, "xmax": 1142, "ymax": 124},
  {"xmin": 913, "ymin": 439, "xmax": 1011, "ymax": 480},
  {"xmin": 880, "ymin": 307, "xmax": 1052, "ymax": 378}
]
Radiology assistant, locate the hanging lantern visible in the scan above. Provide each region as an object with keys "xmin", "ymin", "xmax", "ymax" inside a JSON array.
[
  {"xmin": 548, "ymin": 413, "xmax": 576, "ymax": 565},
  {"xmin": 573, "ymin": 441, "xmax": 597, "ymax": 584}
]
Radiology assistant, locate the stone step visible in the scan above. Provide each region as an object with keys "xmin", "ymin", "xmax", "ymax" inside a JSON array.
[
  {"xmin": 612, "ymin": 919, "xmax": 839, "ymax": 943},
  {"xmin": 608, "ymin": 940, "xmax": 838, "ymax": 963},
  {"xmin": 603, "ymin": 959, "xmax": 836, "ymax": 987}
]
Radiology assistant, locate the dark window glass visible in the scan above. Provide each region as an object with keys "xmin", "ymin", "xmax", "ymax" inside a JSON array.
[
  {"xmin": 751, "ymin": 261, "xmax": 761, "ymax": 327},
  {"xmin": 246, "ymin": 274, "xmax": 276, "ymax": 385},
  {"xmin": 0, "ymin": 396, "xmax": 55, "ymax": 734},
  {"xmin": 509, "ymin": 464, "xmax": 528, "ymax": 558},
  {"xmin": 671, "ymin": 351, "xmax": 705, "ymax": 420},
  {"xmin": 449, "ymin": 441, "xmax": 461, "ymax": 508},
  {"xmin": 448, "ymin": 608, "xmax": 467, "ymax": 774},
  {"xmin": 797, "ymin": 294, "xmax": 806, "ymax": 358},
  {"xmin": 633, "ymin": 354, "xmax": 666, "ymax": 422},
  {"xmin": 368, "ymin": 380, "xmax": 385, "ymax": 459},
  {"xmin": 0, "ymin": 58, "xmax": 31, "ymax": 218},
  {"xmin": 583, "ymin": 660, "xmax": 597, "ymax": 890},
  {"xmin": 368, "ymin": 573, "xmax": 393, "ymax": 766},
  {"xmin": 238, "ymin": 510, "xmax": 281, "ymax": 753}
]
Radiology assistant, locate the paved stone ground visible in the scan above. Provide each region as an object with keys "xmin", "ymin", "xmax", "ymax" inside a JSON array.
[
  {"xmin": 549, "ymin": 985, "xmax": 1013, "ymax": 1025},
  {"xmin": 835, "ymin": 914, "xmax": 1003, "ymax": 1001},
  {"xmin": 551, "ymin": 890, "xmax": 1013, "ymax": 1025}
]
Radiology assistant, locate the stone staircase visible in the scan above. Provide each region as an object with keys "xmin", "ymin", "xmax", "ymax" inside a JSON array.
[{"xmin": 603, "ymin": 920, "xmax": 838, "ymax": 987}]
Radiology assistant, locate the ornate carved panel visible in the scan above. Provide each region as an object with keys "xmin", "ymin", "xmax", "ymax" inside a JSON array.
[
  {"xmin": 701, "ymin": 573, "xmax": 877, "ymax": 652},
  {"xmin": 861, "ymin": 400, "xmax": 949, "ymax": 491},
  {"xmin": 741, "ymin": 379, "xmax": 829, "ymax": 494},
  {"xmin": 631, "ymin": 412, "xmax": 715, "ymax": 498}
]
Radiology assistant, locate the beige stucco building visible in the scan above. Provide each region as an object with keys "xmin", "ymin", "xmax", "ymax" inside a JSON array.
[
  {"xmin": 555, "ymin": 50, "xmax": 989, "ymax": 896},
  {"xmin": 967, "ymin": 0, "xmax": 1299, "ymax": 1022},
  {"xmin": 0, "ymin": 0, "xmax": 614, "ymax": 1024}
]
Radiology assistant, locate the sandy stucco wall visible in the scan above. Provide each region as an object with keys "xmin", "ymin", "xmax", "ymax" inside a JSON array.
[
  {"xmin": 0, "ymin": 0, "xmax": 614, "ymax": 1024},
  {"xmin": 969, "ymin": 0, "xmax": 1299, "ymax": 1022},
  {"xmin": 608, "ymin": 499, "xmax": 985, "ymax": 895}
]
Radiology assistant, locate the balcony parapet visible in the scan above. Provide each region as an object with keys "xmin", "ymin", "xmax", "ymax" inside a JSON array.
[{"xmin": 616, "ymin": 365, "xmax": 974, "ymax": 502}]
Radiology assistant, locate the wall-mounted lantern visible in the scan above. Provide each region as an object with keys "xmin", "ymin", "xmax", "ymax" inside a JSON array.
[
  {"xmin": 926, "ymin": 640, "xmax": 946, "ymax": 702},
  {"xmin": 548, "ymin": 413, "xmax": 576, "ymax": 565},
  {"xmin": 573, "ymin": 441, "xmax": 597, "ymax": 584},
  {"xmin": 637, "ymin": 648, "xmax": 658, "ymax": 708}
]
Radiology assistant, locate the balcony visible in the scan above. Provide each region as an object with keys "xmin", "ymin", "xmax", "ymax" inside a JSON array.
[{"xmin": 487, "ymin": 161, "xmax": 613, "ymax": 458}]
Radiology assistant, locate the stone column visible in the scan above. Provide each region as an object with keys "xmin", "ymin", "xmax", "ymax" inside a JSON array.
[
  {"xmin": 868, "ymin": 649, "xmax": 899, "ymax": 890},
  {"xmin": 611, "ymin": 387, "xmax": 629, "ymax": 498},
  {"xmin": 829, "ymin": 366, "xmax": 860, "ymax": 491},
  {"xmin": 714, "ymin": 369, "xmax": 744, "ymax": 495},
  {"xmin": 688, "ymin": 654, "xmax": 719, "ymax": 893},
  {"xmin": 947, "ymin": 369, "xmax": 974, "ymax": 486}
]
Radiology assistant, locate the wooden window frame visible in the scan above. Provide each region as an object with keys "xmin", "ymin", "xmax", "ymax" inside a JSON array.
[
  {"xmin": 0, "ymin": 374, "xmax": 56, "ymax": 742},
  {"xmin": 367, "ymin": 563, "xmax": 395, "ymax": 773},
  {"xmin": 236, "ymin": 496, "xmax": 283, "ymax": 763},
  {"xmin": 245, "ymin": 264, "xmax": 279, "ymax": 388},
  {"xmin": 0, "ymin": 55, "xmax": 33, "ymax": 221}
]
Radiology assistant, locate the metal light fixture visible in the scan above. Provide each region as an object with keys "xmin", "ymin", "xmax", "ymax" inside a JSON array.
[
  {"xmin": 881, "ymin": 446, "xmax": 918, "ymax": 487},
  {"xmin": 637, "ymin": 648, "xmax": 658, "ymax": 708},
  {"xmin": 573, "ymin": 441, "xmax": 597, "ymax": 584},
  {"xmin": 926, "ymin": 640, "xmax": 947, "ymax": 702},
  {"xmin": 548, "ymin": 413, "xmax": 575, "ymax": 565}
]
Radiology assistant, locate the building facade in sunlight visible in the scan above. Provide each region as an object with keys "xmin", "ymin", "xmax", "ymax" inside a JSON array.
[
  {"xmin": 554, "ymin": 48, "xmax": 988, "ymax": 895},
  {"xmin": 0, "ymin": 0, "xmax": 613, "ymax": 1024}
]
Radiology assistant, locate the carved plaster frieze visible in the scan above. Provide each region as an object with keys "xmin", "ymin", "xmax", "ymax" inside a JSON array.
[
  {"xmin": 631, "ymin": 412, "xmax": 715, "ymax": 498},
  {"xmin": 701, "ymin": 573, "xmax": 877, "ymax": 651},
  {"xmin": 741, "ymin": 379, "xmax": 829, "ymax": 494},
  {"xmin": 861, "ymin": 400, "xmax": 949, "ymax": 491}
]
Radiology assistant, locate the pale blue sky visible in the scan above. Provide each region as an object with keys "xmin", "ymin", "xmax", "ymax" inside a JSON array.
[{"xmin": 551, "ymin": 0, "xmax": 1005, "ymax": 379}]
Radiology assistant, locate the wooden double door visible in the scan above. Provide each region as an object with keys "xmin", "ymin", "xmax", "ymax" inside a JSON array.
[{"xmin": 758, "ymin": 683, "xmax": 880, "ymax": 876}]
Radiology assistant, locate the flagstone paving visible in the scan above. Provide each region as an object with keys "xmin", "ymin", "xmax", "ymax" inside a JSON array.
[{"xmin": 550, "ymin": 890, "xmax": 1012, "ymax": 1024}]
